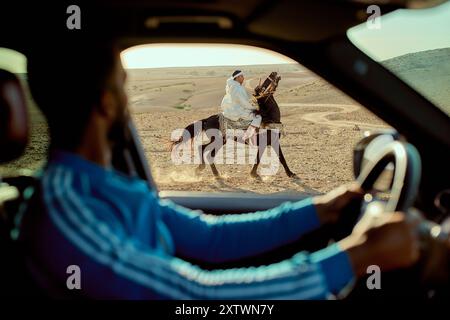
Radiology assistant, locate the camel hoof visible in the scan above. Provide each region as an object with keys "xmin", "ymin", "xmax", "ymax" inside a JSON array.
[
  {"xmin": 251, "ymin": 172, "xmax": 262, "ymax": 180},
  {"xmin": 195, "ymin": 166, "xmax": 206, "ymax": 175},
  {"xmin": 287, "ymin": 172, "xmax": 299, "ymax": 179}
]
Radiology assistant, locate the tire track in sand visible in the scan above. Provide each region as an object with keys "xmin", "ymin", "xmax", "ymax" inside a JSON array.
[
  {"xmin": 246, "ymin": 78, "xmax": 386, "ymax": 130},
  {"xmin": 280, "ymin": 103, "xmax": 387, "ymax": 130}
]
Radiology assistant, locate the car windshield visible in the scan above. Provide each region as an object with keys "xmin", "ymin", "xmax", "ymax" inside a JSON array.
[
  {"xmin": 121, "ymin": 44, "xmax": 390, "ymax": 194},
  {"xmin": 347, "ymin": 2, "xmax": 450, "ymax": 117}
]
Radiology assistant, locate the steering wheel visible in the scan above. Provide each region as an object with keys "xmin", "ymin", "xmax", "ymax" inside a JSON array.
[
  {"xmin": 342, "ymin": 140, "xmax": 450, "ymax": 299},
  {"xmin": 356, "ymin": 140, "xmax": 422, "ymax": 214},
  {"xmin": 332, "ymin": 139, "xmax": 422, "ymax": 242}
]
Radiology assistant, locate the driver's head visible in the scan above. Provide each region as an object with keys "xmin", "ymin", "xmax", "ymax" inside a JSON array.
[
  {"xmin": 27, "ymin": 38, "xmax": 128, "ymax": 151},
  {"xmin": 232, "ymin": 70, "xmax": 244, "ymax": 85}
]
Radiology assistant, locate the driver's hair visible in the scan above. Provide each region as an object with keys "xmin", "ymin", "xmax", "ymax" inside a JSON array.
[{"xmin": 27, "ymin": 38, "xmax": 118, "ymax": 151}]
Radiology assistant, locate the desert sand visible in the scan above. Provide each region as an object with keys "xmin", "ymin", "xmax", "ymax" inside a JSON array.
[
  {"xmin": 127, "ymin": 64, "xmax": 389, "ymax": 195},
  {"xmin": 3, "ymin": 48, "xmax": 449, "ymax": 196},
  {"xmin": 1, "ymin": 63, "xmax": 390, "ymax": 197}
]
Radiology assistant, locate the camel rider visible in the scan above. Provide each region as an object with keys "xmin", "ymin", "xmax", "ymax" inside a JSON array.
[{"xmin": 221, "ymin": 70, "xmax": 262, "ymax": 141}]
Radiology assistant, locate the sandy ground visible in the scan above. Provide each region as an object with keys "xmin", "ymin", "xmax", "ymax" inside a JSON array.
[
  {"xmin": 4, "ymin": 48, "xmax": 448, "ymax": 196},
  {"xmin": 128, "ymin": 64, "xmax": 389, "ymax": 195},
  {"xmin": 0, "ymin": 64, "xmax": 390, "ymax": 196}
]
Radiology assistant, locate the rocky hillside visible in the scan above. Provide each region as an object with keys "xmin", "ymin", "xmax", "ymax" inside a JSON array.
[{"xmin": 382, "ymin": 47, "xmax": 450, "ymax": 115}]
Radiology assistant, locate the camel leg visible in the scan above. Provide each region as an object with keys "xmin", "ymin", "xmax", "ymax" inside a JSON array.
[
  {"xmin": 190, "ymin": 114, "xmax": 222, "ymax": 177},
  {"xmin": 195, "ymin": 163, "xmax": 206, "ymax": 175},
  {"xmin": 208, "ymin": 146, "xmax": 220, "ymax": 178},
  {"xmin": 278, "ymin": 145, "xmax": 297, "ymax": 178},
  {"xmin": 250, "ymin": 134, "xmax": 264, "ymax": 180},
  {"xmin": 199, "ymin": 137, "xmax": 221, "ymax": 178},
  {"xmin": 251, "ymin": 130, "xmax": 296, "ymax": 179},
  {"xmin": 270, "ymin": 131, "xmax": 296, "ymax": 178},
  {"xmin": 195, "ymin": 143, "xmax": 207, "ymax": 175}
]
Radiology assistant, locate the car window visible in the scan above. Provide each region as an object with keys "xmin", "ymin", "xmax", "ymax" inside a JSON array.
[
  {"xmin": 347, "ymin": 2, "xmax": 450, "ymax": 117},
  {"xmin": 121, "ymin": 43, "xmax": 391, "ymax": 195},
  {"xmin": 0, "ymin": 48, "xmax": 49, "ymax": 178}
]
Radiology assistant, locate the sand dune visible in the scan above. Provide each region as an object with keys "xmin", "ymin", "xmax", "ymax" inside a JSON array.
[
  {"xmin": 9, "ymin": 47, "xmax": 448, "ymax": 195},
  {"xmin": 128, "ymin": 64, "xmax": 390, "ymax": 195}
]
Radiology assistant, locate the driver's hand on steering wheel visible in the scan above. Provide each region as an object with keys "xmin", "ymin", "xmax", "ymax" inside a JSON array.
[
  {"xmin": 313, "ymin": 183, "xmax": 364, "ymax": 225},
  {"xmin": 339, "ymin": 212, "xmax": 420, "ymax": 277}
]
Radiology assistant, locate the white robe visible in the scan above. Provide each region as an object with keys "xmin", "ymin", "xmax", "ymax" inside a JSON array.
[{"xmin": 220, "ymin": 77, "xmax": 262, "ymax": 127}]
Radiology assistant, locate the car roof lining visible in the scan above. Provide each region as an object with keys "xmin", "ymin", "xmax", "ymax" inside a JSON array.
[{"xmin": 0, "ymin": 0, "xmax": 405, "ymax": 52}]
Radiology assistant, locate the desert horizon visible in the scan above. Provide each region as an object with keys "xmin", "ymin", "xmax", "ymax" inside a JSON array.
[
  {"xmin": 3, "ymin": 47, "xmax": 449, "ymax": 196},
  {"xmin": 125, "ymin": 62, "xmax": 388, "ymax": 195}
]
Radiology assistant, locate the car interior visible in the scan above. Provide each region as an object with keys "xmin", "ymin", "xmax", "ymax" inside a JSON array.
[{"xmin": 0, "ymin": 0, "xmax": 449, "ymax": 299}]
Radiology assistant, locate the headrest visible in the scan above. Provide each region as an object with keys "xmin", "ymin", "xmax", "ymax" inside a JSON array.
[{"xmin": 0, "ymin": 69, "xmax": 28, "ymax": 163}]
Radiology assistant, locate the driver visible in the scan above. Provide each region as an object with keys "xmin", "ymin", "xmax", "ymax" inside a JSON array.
[{"xmin": 20, "ymin": 39, "xmax": 420, "ymax": 299}]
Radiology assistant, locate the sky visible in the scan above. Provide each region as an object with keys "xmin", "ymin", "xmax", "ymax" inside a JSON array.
[
  {"xmin": 347, "ymin": 1, "xmax": 450, "ymax": 61},
  {"xmin": 121, "ymin": 43, "xmax": 296, "ymax": 69}
]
